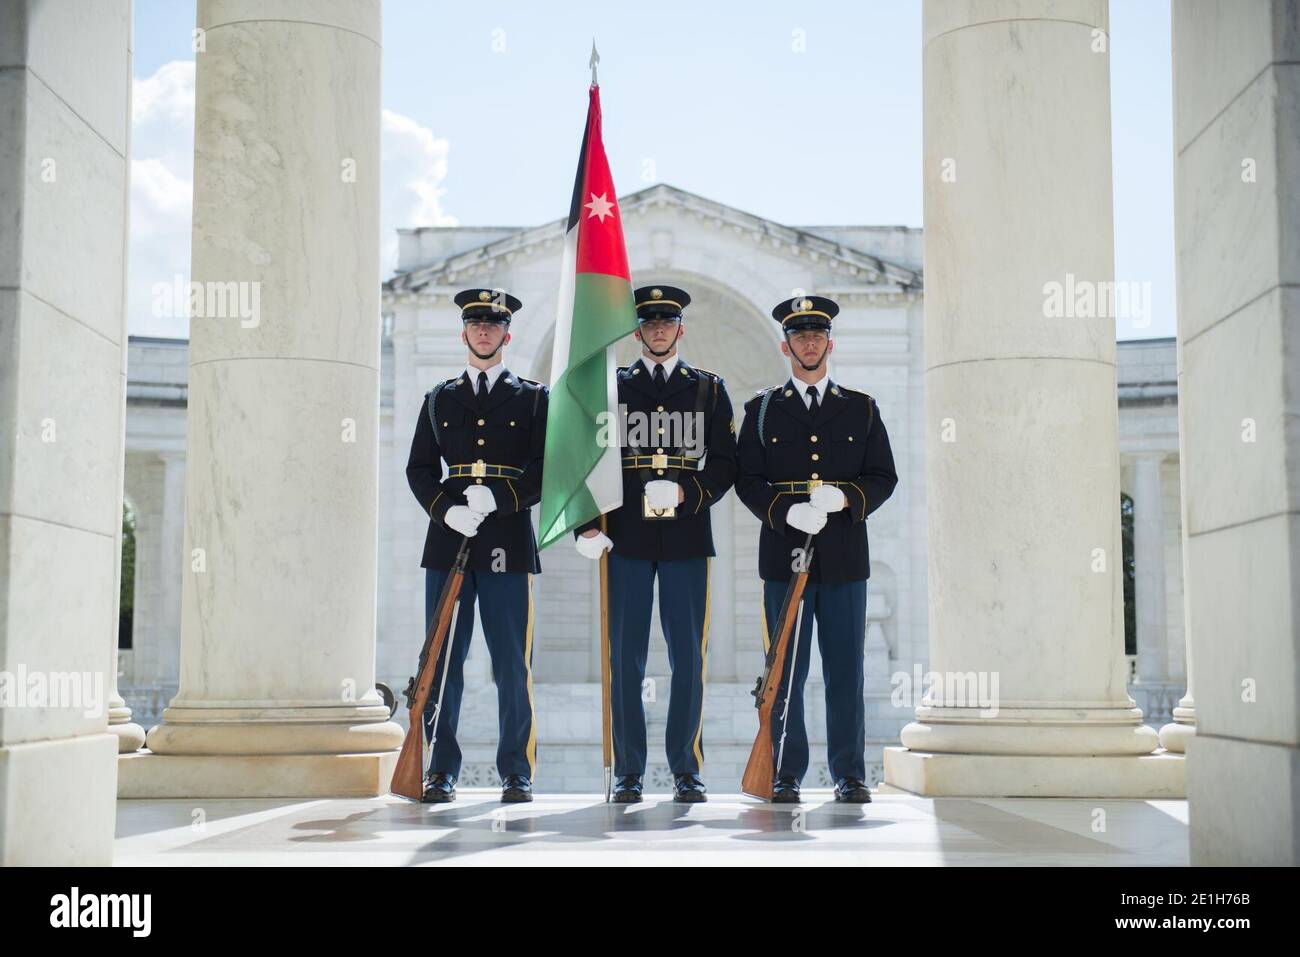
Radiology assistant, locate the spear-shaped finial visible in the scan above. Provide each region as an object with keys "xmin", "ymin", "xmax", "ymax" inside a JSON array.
[{"xmin": 590, "ymin": 39, "xmax": 600, "ymax": 86}]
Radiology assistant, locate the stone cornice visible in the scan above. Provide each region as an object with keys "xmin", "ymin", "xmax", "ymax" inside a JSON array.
[{"xmin": 384, "ymin": 183, "xmax": 924, "ymax": 298}]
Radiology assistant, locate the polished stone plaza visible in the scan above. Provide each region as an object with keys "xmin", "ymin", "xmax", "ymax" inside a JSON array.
[{"xmin": 113, "ymin": 789, "xmax": 1190, "ymax": 867}]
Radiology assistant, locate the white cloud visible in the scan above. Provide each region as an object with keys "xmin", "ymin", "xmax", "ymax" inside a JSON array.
[
  {"xmin": 131, "ymin": 157, "xmax": 191, "ymax": 220},
  {"xmin": 132, "ymin": 59, "xmax": 196, "ymax": 126},
  {"xmin": 128, "ymin": 60, "xmax": 195, "ymax": 337},
  {"xmin": 126, "ymin": 62, "xmax": 455, "ymax": 335},
  {"xmin": 381, "ymin": 108, "xmax": 457, "ymax": 277}
]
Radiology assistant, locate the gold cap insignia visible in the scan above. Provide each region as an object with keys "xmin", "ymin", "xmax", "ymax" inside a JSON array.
[
  {"xmin": 478, "ymin": 291, "xmax": 491, "ymax": 302},
  {"xmin": 800, "ymin": 299, "xmax": 813, "ymax": 310},
  {"xmin": 651, "ymin": 288, "xmax": 663, "ymax": 299}
]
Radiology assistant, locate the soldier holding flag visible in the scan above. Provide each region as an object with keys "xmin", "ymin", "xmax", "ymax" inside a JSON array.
[{"xmin": 574, "ymin": 286, "xmax": 738, "ymax": 803}]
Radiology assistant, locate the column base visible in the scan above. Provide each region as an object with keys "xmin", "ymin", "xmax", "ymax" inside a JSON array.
[
  {"xmin": 1188, "ymin": 734, "xmax": 1300, "ymax": 865},
  {"xmin": 146, "ymin": 714, "xmax": 404, "ymax": 755},
  {"xmin": 883, "ymin": 746, "xmax": 1185, "ymax": 797},
  {"xmin": 109, "ymin": 722, "xmax": 146, "ymax": 753},
  {"xmin": 0, "ymin": 735, "xmax": 118, "ymax": 865},
  {"xmin": 1158, "ymin": 713, "xmax": 1196, "ymax": 753},
  {"xmin": 901, "ymin": 709, "xmax": 1161, "ymax": 754},
  {"xmin": 118, "ymin": 748, "xmax": 399, "ymax": 798}
]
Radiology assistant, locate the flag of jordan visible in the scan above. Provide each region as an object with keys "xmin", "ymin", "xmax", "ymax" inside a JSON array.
[{"xmin": 538, "ymin": 83, "xmax": 638, "ymax": 548}]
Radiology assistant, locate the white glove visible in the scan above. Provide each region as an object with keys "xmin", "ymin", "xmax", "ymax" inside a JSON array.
[
  {"xmin": 575, "ymin": 531, "xmax": 613, "ymax": 560},
  {"xmin": 464, "ymin": 485, "xmax": 497, "ymax": 515},
  {"xmin": 810, "ymin": 485, "xmax": 846, "ymax": 512},
  {"xmin": 644, "ymin": 480, "xmax": 680, "ymax": 510},
  {"xmin": 444, "ymin": 505, "xmax": 485, "ymax": 538},
  {"xmin": 785, "ymin": 502, "xmax": 828, "ymax": 535}
]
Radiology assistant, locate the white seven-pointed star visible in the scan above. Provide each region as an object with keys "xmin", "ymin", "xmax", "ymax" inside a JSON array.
[{"xmin": 585, "ymin": 192, "xmax": 615, "ymax": 222}]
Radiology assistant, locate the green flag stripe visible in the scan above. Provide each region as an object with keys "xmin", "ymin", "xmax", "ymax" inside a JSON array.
[{"xmin": 538, "ymin": 271, "xmax": 637, "ymax": 547}]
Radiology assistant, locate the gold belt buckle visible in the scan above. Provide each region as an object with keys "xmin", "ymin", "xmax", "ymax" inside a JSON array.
[
  {"xmin": 807, "ymin": 479, "xmax": 823, "ymax": 491},
  {"xmin": 650, "ymin": 453, "xmax": 668, "ymax": 470},
  {"xmin": 470, "ymin": 460, "xmax": 487, "ymax": 478},
  {"xmin": 642, "ymin": 493, "xmax": 676, "ymax": 520}
]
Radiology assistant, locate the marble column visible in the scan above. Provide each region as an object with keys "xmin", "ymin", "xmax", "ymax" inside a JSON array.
[
  {"xmin": 108, "ymin": 67, "xmax": 145, "ymax": 753},
  {"xmin": 1173, "ymin": 0, "xmax": 1300, "ymax": 864},
  {"xmin": 885, "ymin": 0, "xmax": 1181, "ymax": 797},
  {"xmin": 0, "ymin": 0, "xmax": 130, "ymax": 863},
  {"xmin": 1160, "ymin": 352, "xmax": 1196, "ymax": 754},
  {"xmin": 154, "ymin": 451, "xmax": 186, "ymax": 689},
  {"xmin": 122, "ymin": 0, "xmax": 402, "ymax": 798},
  {"xmin": 1132, "ymin": 453, "xmax": 1169, "ymax": 686}
]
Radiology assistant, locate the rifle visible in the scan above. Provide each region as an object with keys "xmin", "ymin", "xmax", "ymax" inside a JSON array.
[
  {"xmin": 391, "ymin": 536, "xmax": 472, "ymax": 800},
  {"xmin": 741, "ymin": 533, "xmax": 815, "ymax": 800}
]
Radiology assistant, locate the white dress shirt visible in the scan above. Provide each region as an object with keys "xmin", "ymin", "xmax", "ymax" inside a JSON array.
[
  {"xmin": 639, "ymin": 353, "xmax": 680, "ymax": 381},
  {"xmin": 791, "ymin": 371, "xmax": 830, "ymax": 409},
  {"xmin": 465, "ymin": 361, "xmax": 506, "ymax": 396}
]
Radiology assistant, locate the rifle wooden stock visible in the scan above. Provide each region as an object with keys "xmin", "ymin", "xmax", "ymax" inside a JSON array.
[
  {"xmin": 391, "ymin": 538, "xmax": 471, "ymax": 800},
  {"xmin": 741, "ymin": 534, "xmax": 815, "ymax": 800}
]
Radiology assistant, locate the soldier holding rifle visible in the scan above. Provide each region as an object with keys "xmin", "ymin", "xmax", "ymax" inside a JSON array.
[
  {"xmin": 405, "ymin": 287, "xmax": 548, "ymax": 804},
  {"xmin": 735, "ymin": 295, "xmax": 897, "ymax": 803}
]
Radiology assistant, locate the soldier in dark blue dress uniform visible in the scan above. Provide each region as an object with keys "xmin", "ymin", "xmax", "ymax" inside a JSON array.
[
  {"xmin": 405, "ymin": 288, "xmax": 549, "ymax": 804},
  {"xmin": 574, "ymin": 285, "xmax": 738, "ymax": 803},
  {"xmin": 735, "ymin": 295, "xmax": 898, "ymax": 804}
]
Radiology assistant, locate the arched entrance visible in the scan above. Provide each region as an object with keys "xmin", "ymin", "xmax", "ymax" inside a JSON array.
[{"xmin": 528, "ymin": 272, "xmax": 787, "ymax": 683}]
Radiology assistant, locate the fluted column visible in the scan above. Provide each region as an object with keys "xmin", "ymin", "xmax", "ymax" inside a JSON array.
[
  {"xmin": 885, "ymin": 0, "xmax": 1181, "ymax": 797},
  {"xmin": 123, "ymin": 0, "xmax": 401, "ymax": 797},
  {"xmin": 1160, "ymin": 360, "xmax": 1196, "ymax": 754},
  {"xmin": 1133, "ymin": 453, "xmax": 1170, "ymax": 686},
  {"xmin": 108, "ymin": 336, "xmax": 145, "ymax": 755}
]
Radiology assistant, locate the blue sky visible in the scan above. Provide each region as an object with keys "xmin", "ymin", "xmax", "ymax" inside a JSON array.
[{"xmin": 130, "ymin": 0, "xmax": 1175, "ymax": 339}]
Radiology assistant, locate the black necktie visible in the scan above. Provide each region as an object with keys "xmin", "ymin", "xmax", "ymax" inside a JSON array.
[
  {"xmin": 653, "ymin": 363, "xmax": 666, "ymax": 390},
  {"xmin": 806, "ymin": 385, "xmax": 820, "ymax": 417},
  {"xmin": 476, "ymin": 370, "xmax": 489, "ymax": 406}
]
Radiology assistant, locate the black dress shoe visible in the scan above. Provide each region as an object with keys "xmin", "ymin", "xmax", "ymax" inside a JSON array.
[
  {"xmin": 612, "ymin": 773, "xmax": 643, "ymax": 803},
  {"xmin": 672, "ymin": 772, "xmax": 707, "ymax": 803},
  {"xmin": 834, "ymin": 777, "xmax": 872, "ymax": 803},
  {"xmin": 501, "ymin": 774, "xmax": 533, "ymax": 803},
  {"xmin": 421, "ymin": 772, "xmax": 456, "ymax": 804},
  {"xmin": 771, "ymin": 776, "xmax": 801, "ymax": 804}
]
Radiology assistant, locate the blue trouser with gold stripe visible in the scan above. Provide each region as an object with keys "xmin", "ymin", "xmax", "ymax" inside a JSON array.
[
  {"xmin": 422, "ymin": 569, "xmax": 537, "ymax": 781},
  {"xmin": 761, "ymin": 578, "xmax": 868, "ymax": 783},
  {"xmin": 608, "ymin": 554, "xmax": 710, "ymax": 777}
]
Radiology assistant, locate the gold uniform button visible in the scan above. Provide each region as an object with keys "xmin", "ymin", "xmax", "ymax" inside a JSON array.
[
  {"xmin": 656, "ymin": 405, "xmax": 664, "ymax": 412},
  {"xmin": 849, "ymin": 436, "xmax": 854, "ymax": 442},
  {"xmin": 810, "ymin": 435, "xmax": 818, "ymax": 443},
  {"xmin": 477, "ymin": 418, "xmax": 485, "ymax": 426},
  {"xmin": 510, "ymin": 420, "xmax": 516, "ymax": 426},
  {"xmin": 477, "ymin": 438, "xmax": 485, "ymax": 446},
  {"xmin": 475, "ymin": 478, "xmax": 483, "ymax": 484},
  {"xmin": 442, "ymin": 421, "xmax": 448, "ymax": 427},
  {"xmin": 784, "ymin": 389, "xmax": 793, "ymax": 397},
  {"xmin": 771, "ymin": 437, "xmax": 778, "ymax": 444},
  {"xmin": 657, "ymin": 428, "xmax": 665, "ymax": 435},
  {"xmin": 656, "ymin": 447, "xmax": 664, "ymax": 454},
  {"xmin": 811, "ymin": 472, "xmax": 819, "ymax": 480},
  {"xmin": 656, "ymin": 469, "xmax": 664, "ymax": 475},
  {"xmin": 811, "ymin": 453, "xmax": 820, "ymax": 461}
]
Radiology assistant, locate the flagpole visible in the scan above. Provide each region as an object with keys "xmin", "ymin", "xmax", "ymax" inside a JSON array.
[{"xmin": 599, "ymin": 513, "xmax": 613, "ymax": 802}]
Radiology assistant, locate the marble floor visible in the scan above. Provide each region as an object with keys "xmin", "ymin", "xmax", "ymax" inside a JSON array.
[{"xmin": 113, "ymin": 785, "xmax": 1191, "ymax": 866}]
